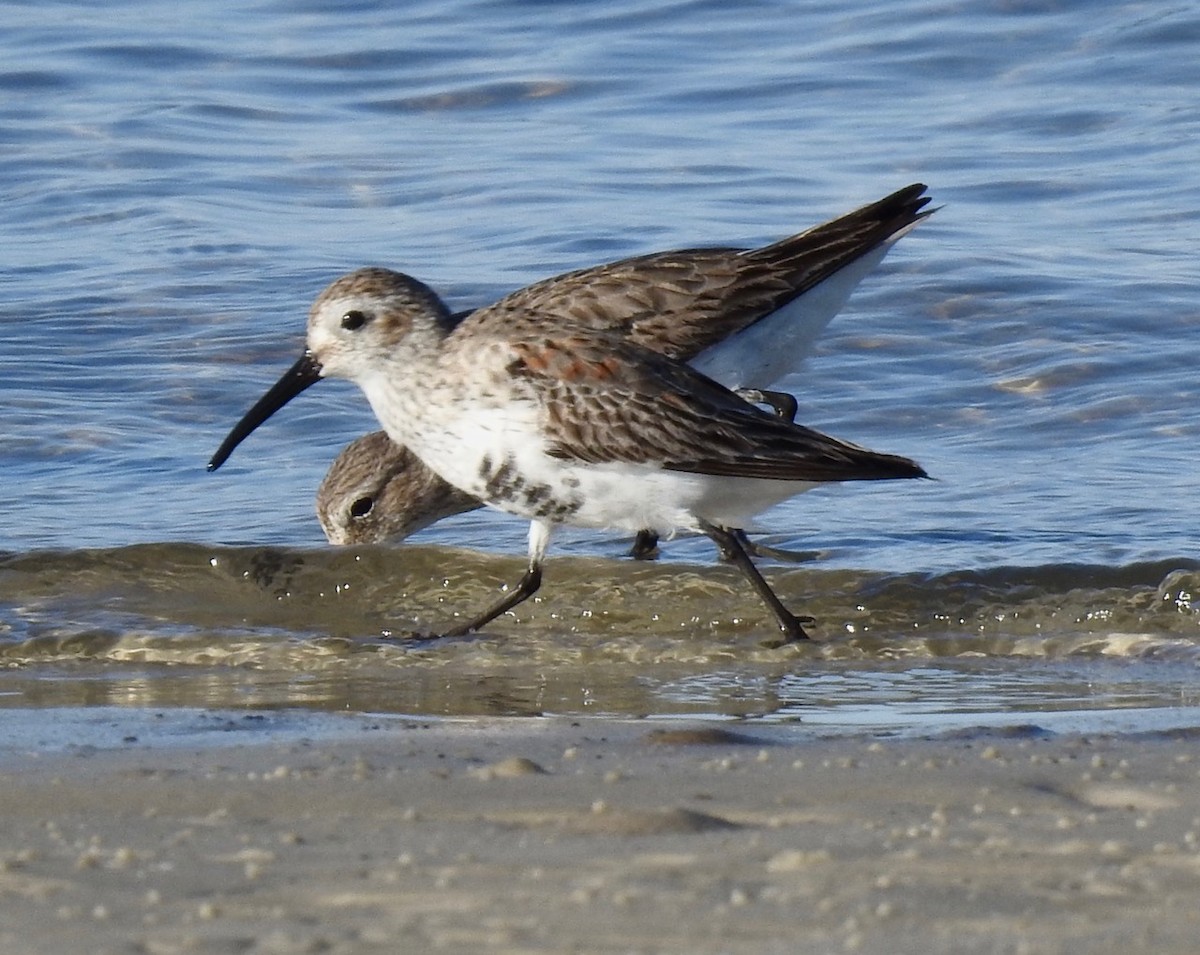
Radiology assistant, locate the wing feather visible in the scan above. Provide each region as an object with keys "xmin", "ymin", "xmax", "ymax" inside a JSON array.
[
  {"xmin": 456, "ymin": 184, "xmax": 932, "ymax": 362},
  {"xmin": 504, "ymin": 331, "xmax": 927, "ymax": 485}
]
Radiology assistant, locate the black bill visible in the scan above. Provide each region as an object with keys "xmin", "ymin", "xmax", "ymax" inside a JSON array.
[{"xmin": 208, "ymin": 352, "xmax": 324, "ymax": 471}]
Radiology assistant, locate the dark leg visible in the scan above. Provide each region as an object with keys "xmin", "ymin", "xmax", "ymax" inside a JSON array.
[
  {"xmin": 442, "ymin": 561, "xmax": 543, "ymax": 637},
  {"xmin": 734, "ymin": 388, "xmax": 798, "ymax": 423},
  {"xmin": 711, "ymin": 528, "xmax": 818, "ymax": 565},
  {"xmin": 700, "ymin": 521, "xmax": 812, "ymax": 644},
  {"xmin": 628, "ymin": 529, "xmax": 661, "ymax": 560},
  {"xmin": 736, "ymin": 530, "xmax": 819, "ymax": 564}
]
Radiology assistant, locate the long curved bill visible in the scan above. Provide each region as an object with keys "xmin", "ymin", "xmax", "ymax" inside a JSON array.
[{"xmin": 208, "ymin": 352, "xmax": 324, "ymax": 471}]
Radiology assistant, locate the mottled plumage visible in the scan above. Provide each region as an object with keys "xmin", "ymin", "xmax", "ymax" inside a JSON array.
[
  {"xmin": 466, "ymin": 183, "xmax": 931, "ymax": 385},
  {"xmin": 507, "ymin": 329, "xmax": 918, "ymax": 482},
  {"xmin": 316, "ymin": 184, "xmax": 933, "ymax": 550},
  {"xmin": 211, "ymin": 185, "xmax": 934, "ymax": 641}
]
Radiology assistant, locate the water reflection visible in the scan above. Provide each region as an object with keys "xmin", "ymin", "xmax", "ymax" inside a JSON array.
[{"xmin": 4, "ymin": 655, "xmax": 1199, "ymax": 737}]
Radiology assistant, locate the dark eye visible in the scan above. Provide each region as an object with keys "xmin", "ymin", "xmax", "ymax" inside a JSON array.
[
  {"xmin": 341, "ymin": 310, "xmax": 369, "ymax": 331},
  {"xmin": 349, "ymin": 496, "xmax": 374, "ymax": 519}
]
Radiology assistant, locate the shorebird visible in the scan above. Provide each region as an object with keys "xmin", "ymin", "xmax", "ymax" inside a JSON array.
[
  {"xmin": 315, "ymin": 184, "xmax": 933, "ymax": 558},
  {"xmin": 210, "ymin": 187, "xmax": 932, "ymax": 642}
]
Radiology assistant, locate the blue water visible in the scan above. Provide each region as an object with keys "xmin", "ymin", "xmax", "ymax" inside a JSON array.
[{"xmin": 1, "ymin": 0, "xmax": 1197, "ymax": 721}]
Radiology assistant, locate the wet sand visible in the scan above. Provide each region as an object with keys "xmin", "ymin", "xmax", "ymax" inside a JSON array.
[{"xmin": 2, "ymin": 713, "xmax": 1200, "ymax": 954}]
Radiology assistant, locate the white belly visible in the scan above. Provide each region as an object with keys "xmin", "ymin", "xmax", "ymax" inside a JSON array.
[{"xmin": 359, "ymin": 360, "xmax": 815, "ymax": 536}]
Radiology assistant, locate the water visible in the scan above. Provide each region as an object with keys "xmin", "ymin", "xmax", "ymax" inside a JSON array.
[{"xmin": 1, "ymin": 0, "xmax": 1197, "ymax": 732}]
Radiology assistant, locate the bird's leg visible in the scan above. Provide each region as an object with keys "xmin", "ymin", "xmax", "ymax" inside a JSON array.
[
  {"xmin": 700, "ymin": 520, "xmax": 813, "ymax": 644},
  {"xmin": 442, "ymin": 519, "xmax": 553, "ymax": 637},
  {"xmin": 628, "ymin": 529, "xmax": 661, "ymax": 560},
  {"xmin": 634, "ymin": 393, "xmax": 796, "ymax": 564},
  {"xmin": 720, "ymin": 390, "xmax": 816, "ymax": 567},
  {"xmin": 442, "ymin": 560, "xmax": 543, "ymax": 637},
  {"xmin": 733, "ymin": 388, "xmax": 798, "ymax": 423},
  {"xmin": 736, "ymin": 530, "xmax": 819, "ymax": 564},
  {"xmin": 710, "ymin": 528, "xmax": 818, "ymax": 565}
]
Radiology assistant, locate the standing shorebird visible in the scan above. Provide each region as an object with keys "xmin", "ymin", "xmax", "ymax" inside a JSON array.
[
  {"xmin": 315, "ymin": 185, "xmax": 933, "ymax": 556},
  {"xmin": 211, "ymin": 187, "xmax": 932, "ymax": 642}
]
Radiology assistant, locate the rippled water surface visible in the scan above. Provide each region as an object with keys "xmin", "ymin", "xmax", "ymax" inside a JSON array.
[{"xmin": 2, "ymin": 0, "xmax": 1197, "ymax": 727}]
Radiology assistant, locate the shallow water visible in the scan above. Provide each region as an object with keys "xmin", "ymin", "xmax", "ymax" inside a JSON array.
[
  {"xmin": 1, "ymin": 0, "xmax": 1198, "ymax": 729},
  {"xmin": 1, "ymin": 544, "xmax": 1196, "ymax": 727}
]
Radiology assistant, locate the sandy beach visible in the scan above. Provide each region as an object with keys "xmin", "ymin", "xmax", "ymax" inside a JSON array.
[{"xmin": 2, "ymin": 712, "xmax": 1199, "ymax": 954}]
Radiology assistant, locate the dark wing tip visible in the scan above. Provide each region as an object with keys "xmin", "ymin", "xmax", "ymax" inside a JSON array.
[{"xmin": 864, "ymin": 448, "xmax": 928, "ymax": 482}]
